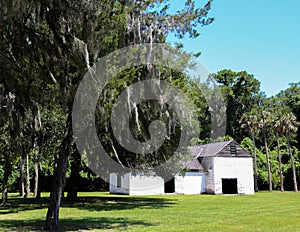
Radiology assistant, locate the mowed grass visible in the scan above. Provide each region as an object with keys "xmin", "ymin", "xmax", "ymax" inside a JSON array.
[{"xmin": 0, "ymin": 192, "xmax": 300, "ymax": 231}]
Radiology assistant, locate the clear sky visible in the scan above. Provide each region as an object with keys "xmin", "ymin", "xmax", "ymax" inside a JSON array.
[{"xmin": 168, "ymin": 0, "xmax": 300, "ymax": 96}]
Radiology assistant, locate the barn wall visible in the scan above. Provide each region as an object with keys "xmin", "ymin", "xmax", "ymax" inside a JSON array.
[
  {"xmin": 109, "ymin": 173, "xmax": 130, "ymax": 194},
  {"xmin": 205, "ymin": 169, "xmax": 215, "ymax": 193},
  {"xmin": 175, "ymin": 172, "xmax": 205, "ymax": 194},
  {"xmin": 203, "ymin": 157, "xmax": 215, "ymax": 193},
  {"xmin": 213, "ymin": 157, "xmax": 254, "ymax": 194},
  {"xmin": 129, "ymin": 174, "xmax": 164, "ymax": 195}
]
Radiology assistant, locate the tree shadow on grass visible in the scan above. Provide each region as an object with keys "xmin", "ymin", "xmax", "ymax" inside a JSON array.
[
  {"xmin": 0, "ymin": 194, "xmax": 176, "ymax": 214},
  {"xmin": 0, "ymin": 194, "xmax": 176, "ymax": 231},
  {"xmin": 0, "ymin": 197, "xmax": 49, "ymax": 214},
  {"xmin": 0, "ymin": 217, "xmax": 153, "ymax": 231},
  {"xmin": 64, "ymin": 195, "xmax": 176, "ymax": 212}
]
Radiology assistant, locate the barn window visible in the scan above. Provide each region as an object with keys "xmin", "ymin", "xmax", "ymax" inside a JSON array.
[
  {"xmin": 230, "ymin": 145, "xmax": 237, "ymax": 156},
  {"xmin": 117, "ymin": 174, "xmax": 121, "ymax": 188}
]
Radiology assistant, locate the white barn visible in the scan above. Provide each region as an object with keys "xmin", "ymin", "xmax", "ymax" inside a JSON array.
[{"xmin": 109, "ymin": 140, "xmax": 254, "ymax": 195}]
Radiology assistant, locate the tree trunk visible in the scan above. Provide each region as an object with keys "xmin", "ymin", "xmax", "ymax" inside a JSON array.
[
  {"xmin": 286, "ymin": 135, "xmax": 298, "ymax": 192},
  {"xmin": 33, "ymin": 101, "xmax": 42, "ymax": 198},
  {"xmin": 263, "ymin": 130, "xmax": 272, "ymax": 191},
  {"xmin": 1, "ymin": 156, "xmax": 11, "ymax": 206},
  {"xmin": 45, "ymin": 113, "xmax": 73, "ymax": 231},
  {"xmin": 34, "ymin": 155, "xmax": 41, "ymax": 198},
  {"xmin": 25, "ymin": 152, "xmax": 30, "ymax": 198},
  {"xmin": 276, "ymin": 134, "xmax": 284, "ymax": 192},
  {"xmin": 19, "ymin": 154, "xmax": 25, "ymax": 197},
  {"xmin": 251, "ymin": 132, "xmax": 258, "ymax": 192},
  {"xmin": 67, "ymin": 146, "xmax": 81, "ymax": 201}
]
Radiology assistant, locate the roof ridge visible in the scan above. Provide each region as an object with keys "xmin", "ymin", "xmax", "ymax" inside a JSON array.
[
  {"xmin": 214, "ymin": 140, "xmax": 233, "ymax": 157},
  {"xmin": 189, "ymin": 139, "xmax": 233, "ymax": 147},
  {"xmin": 189, "ymin": 140, "xmax": 234, "ymax": 157}
]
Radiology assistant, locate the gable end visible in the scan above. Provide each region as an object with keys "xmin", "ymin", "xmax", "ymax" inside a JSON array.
[{"xmin": 217, "ymin": 140, "xmax": 251, "ymax": 157}]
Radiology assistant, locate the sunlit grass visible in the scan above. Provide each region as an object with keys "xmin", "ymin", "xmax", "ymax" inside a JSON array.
[{"xmin": 1, "ymin": 191, "xmax": 300, "ymax": 231}]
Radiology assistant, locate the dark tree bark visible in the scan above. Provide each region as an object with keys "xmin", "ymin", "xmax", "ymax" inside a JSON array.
[
  {"xmin": 276, "ymin": 133, "xmax": 284, "ymax": 192},
  {"xmin": 251, "ymin": 132, "xmax": 258, "ymax": 192},
  {"xmin": 263, "ymin": 130, "xmax": 272, "ymax": 191},
  {"xmin": 45, "ymin": 113, "xmax": 73, "ymax": 231},
  {"xmin": 286, "ymin": 136, "xmax": 298, "ymax": 192},
  {"xmin": 1, "ymin": 156, "xmax": 11, "ymax": 206},
  {"xmin": 67, "ymin": 145, "xmax": 81, "ymax": 201}
]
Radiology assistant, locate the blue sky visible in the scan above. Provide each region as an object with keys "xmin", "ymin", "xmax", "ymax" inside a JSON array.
[{"xmin": 168, "ymin": 0, "xmax": 300, "ymax": 96}]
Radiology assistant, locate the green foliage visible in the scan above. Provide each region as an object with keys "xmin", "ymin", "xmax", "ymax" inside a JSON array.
[
  {"xmin": 212, "ymin": 69, "xmax": 263, "ymax": 141},
  {"xmin": 95, "ymin": 65, "xmax": 208, "ymax": 172}
]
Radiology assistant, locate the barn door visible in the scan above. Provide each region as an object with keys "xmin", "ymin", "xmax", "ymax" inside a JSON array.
[
  {"xmin": 164, "ymin": 178, "xmax": 175, "ymax": 193},
  {"xmin": 222, "ymin": 178, "xmax": 238, "ymax": 194}
]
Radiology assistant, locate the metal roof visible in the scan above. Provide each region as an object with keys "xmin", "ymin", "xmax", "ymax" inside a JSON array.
[
  {"xmin": 186, "ymin": 140, "xmax": 252, "ymax": 171},
  {"xmin": 188, "ymin": 140, "xmax": 233, "ymax": 158}
]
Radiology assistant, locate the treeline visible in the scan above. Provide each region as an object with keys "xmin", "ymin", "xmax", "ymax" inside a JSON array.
[{"xmin": 212, "ymin": 70, "xmax": 299, "ymax": 192}]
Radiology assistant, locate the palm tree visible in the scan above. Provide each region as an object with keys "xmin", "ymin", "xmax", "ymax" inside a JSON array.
[
  {"xmin": 240, "ymin": 111, "xmax": 259, "ymax": 192},
  {"xmin": 259, "ymin": 110, "xmax": 272, "ymax": 191},
  {"xmin": 281, "ymin": 113, "xmax": 298, "ymax": 192},
  {"xmin": 273, "ymin": 118, "xmax": 284, "ymax": 192}
]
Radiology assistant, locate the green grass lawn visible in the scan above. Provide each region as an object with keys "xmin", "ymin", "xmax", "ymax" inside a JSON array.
[{"xmin": 0, "ymin": 191, "xmax": 300, "ymax": 231}]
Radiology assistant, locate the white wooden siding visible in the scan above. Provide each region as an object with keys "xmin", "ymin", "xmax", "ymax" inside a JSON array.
[
  {"xmin": 213, "ymin": 157, "xmax": 254, "ymax": 194},
  {"xmin": 109, "ymin": 173, "xmax": 130, "ymax": 194},
  {"xmin": 129, "ymin": 174, "xmax": 164, "ymax": 195},
  {"xmin": 175, "ymin": 172, "xmax": 205, "ymax": 194}
]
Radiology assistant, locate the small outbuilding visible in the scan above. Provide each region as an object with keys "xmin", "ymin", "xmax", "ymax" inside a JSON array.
[{"xmin": 109, "ymin": 140, "xmax": 254, "ymax": 195}]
